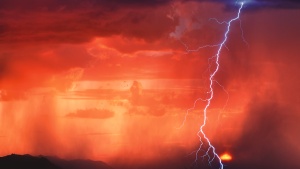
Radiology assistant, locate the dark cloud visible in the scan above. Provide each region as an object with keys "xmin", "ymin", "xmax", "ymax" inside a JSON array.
[
  {"xmin": 0, "ymin": 0, "xmax": 299, "ymax": 45},
  {"xmin": 93, "ymin": 0, "xmax": 174, "ymax": 8},
  {"xmin": 0, "ymin": 0, "xmax": 173, "ymax": 11},
  {"xmin": 180, "ymin": 0, "xmax": 300, "ymax": 10},
  {"xmin": 221, "ymin": 0, "xmax": 300, "ymax": 10},
  {"xmin": 253, "ymin": 0, "xmax": 300, "ymax": 8},
  {"xmin": 0, "ymin": 0, "xmax": 174, "ymax": 44}
]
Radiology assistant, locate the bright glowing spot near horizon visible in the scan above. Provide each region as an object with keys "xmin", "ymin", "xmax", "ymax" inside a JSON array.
[{"xmin": 220, "ymin": 153, "xmax": 233, "ymax": 161}]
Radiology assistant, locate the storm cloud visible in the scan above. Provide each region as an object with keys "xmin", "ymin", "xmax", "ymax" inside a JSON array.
[{"xmin": 0, "ymin": 0, "xmax": 299, "ymax": 168}]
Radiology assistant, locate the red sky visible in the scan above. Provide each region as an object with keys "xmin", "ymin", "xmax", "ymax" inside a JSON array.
[{"xmin": 0, "ymin": 0, "xmax": 299, "ymax": 168}]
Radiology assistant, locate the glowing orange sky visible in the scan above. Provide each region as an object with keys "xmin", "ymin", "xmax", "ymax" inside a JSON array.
[{"xmin": 0, "ymin": 0, "xmax": 299, "ymax": 168}]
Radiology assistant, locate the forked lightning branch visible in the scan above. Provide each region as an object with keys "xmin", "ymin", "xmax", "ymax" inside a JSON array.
[{"xmin": 180, "ymin": 2, "xmax": 246, "ymax": 169}]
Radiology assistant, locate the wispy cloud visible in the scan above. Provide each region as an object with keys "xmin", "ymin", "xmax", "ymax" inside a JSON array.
[{"xmin": 66, "ymin": 108, "xmax": 114, "ymax": 119}]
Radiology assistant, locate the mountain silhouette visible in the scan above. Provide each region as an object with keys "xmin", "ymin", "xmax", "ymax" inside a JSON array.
[
  {"xmin": 0, "ymin": 154, "xmax": 113, "ymax": 169},
  {"xmin": 0, "ymin": 154, "xmax": 61, "ymax": 169}
]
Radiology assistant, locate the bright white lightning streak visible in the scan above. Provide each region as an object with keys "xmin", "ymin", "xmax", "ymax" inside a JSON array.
[{"xmin": 183, "ymin": 2, "xmax": 245, "ymax": 169}]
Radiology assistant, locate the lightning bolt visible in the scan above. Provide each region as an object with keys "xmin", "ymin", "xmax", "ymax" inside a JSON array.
[{"xmin": 179, "ymin": 2, "xmax": 246, "ymax": 169}]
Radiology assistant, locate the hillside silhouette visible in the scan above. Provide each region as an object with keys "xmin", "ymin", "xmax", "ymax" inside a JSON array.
[
  {"xmin": 0, "ymin": 154, "xmax": 61, "ymax": 169},
  {"xmin": 0, "ymin": 154, "xmax": 113, "ymax": 169}
]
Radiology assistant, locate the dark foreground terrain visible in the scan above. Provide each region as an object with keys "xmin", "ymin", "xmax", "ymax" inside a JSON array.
[
  {"xmin": 0, "ymin": 154, "xmax": 112, "ymax": 169},
  {"xmin": 0, "ymin": 153, "xmax": 299, "ymax": 169},
  {"xmin": 0, "ymin": 154, "xmax": 61, "ymax": 169}
]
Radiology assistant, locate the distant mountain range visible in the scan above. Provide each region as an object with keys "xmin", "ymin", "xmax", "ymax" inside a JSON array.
[
  {"xmin": 0, "ymin": 154, "xmax": 113, "ymax": 169},
  {"xmin": 2, "ymin": 153, "xmax": 292, "ymax": 169}
]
